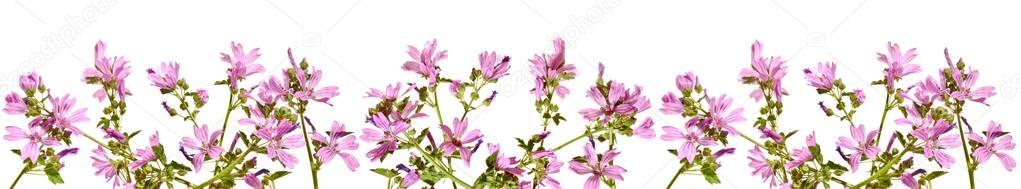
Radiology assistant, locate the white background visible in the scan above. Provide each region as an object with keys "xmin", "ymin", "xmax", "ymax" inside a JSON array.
[{"xmin": 2, "ymin": 0, "xmax": 1021, "ymax": 188}]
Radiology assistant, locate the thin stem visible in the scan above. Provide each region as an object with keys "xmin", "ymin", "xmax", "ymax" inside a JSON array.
[
  {"xmin": 298, "ymin": 114, "xmax": 320, "ymax": 189},
  {"xmin": 553, "ymin": 128, "xmax": 604, "ymax": 152},
  {"xmin": 9, "ymin": 163, "xmax": 30, "ymax": 189},
  {"xmin": 735, "ymin": 130, "xmax": 766, "ymax": 149},
  {"xmin": 83, "ymin": 132, "xmax": 112, "ymax": 150},
  {"xmin": 217, "ymin": 92, "xmax": 236, "ymax": 145},
  {"xmin": 665, "ymin": 163, "xmax": 688, "ymax": 189},
  {"xmin": 406, "ymin": 138, "xmax": 472, "ymax": 188},
  {"xmin": 874, "ymin": 92, "xmax": 893, "ymax": 147},
  {"xmin": 431, "ymin": 87, "xmax": 445, "ymax": 125},
  {"xmin": 955, "ymin": 113, "xmax": 975, "ymax": 189},
  {"xmin": 193, "ymin": 146, "xmax": 254, "ymax": 188},
  {"xmin": 851, "ymin": 141, "xmax": 914, "ymax": 188}
]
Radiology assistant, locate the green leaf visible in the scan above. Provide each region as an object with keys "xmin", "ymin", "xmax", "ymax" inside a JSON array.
[
  {"xmin": 266, "ymin": 171, "xmax": 291, "ymax": 180},
  {"xmin": 700, "ymin": 165, "xmax": 721, "ymax": 184},
  {"xmin": 44, "ymin": 165, "xmax": 64, "ymax": 184},
  {"xmin": 371, "ymin": 168, "xmax": 399, "ymax": 178}
]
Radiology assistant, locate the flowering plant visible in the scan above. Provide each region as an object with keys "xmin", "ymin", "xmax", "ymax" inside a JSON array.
[{"xmin": 3, "ymin": 39, "xmax": 1014, "ymax": 189}]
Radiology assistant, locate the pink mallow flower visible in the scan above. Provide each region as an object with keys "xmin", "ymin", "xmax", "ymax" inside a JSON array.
[
  {"xmin": 529, "ymin": 37, "xmax": 576, "ymax": 99},
  {"xmin": 876, "ymin": 42, "xmax": 921, "ymax": 89},
  {"xmin": 146, "ymin": 62, "xmax": 180, "ymax": 91},
  {"xmin": 313, "ymin": 121, "xmax": 360, "ymax": 171},
  {"xmin": 836, "ymin": 124, "xmax": 880, "ymax": 172},
  {"xmin": 19, "ymin": 72, "xmax": 42, "ymax": 91},
  {"xmin": 488, "ymin": 144, "xmax": 525, "ymax": 177},
  {"xmin": 803, "ymin": 61, "xmax": 837, "ymax": 90},
  {"xmin": 478, "ymin": 51, "xmax": 511, "ymax": 81},
  {"xmin": 660, "ymin": 125, "xmax": 716, "ymax": 163},
  {"xmin": 130, "ymin": 132, "xmax": 161, "ymax": 170},
  {"xmin": 220, "ymin": 42, "xmax": 264, "ymax": 89},
  {"xmin": 91, "ymin": 147, "xmax": 121, "ymax": 186},
  {"xmin": 968, "ymin": 121, "xmax": 1015, "ymax": 171},
  {"xmin": 944, "ymin": 48, "xmax": 996, "ymax": 105},
  {"xmin": 84, "ymin": 40, "xmax": 132, "ymax": 101},
  {"xmin": 4, "ymin": 92, "xmax": 27, "ymax": 115},
  {"xmin": 741, "ymin": 40, "xmax": 788, "ymax": 102},
  {"xmin": 181, "ymin": 124, "xmax": 224, "ymax": 172},
  {"xmin": 256, "ymin": 121, "xmax": 305, "ymax": 168},
  {"xmin": 440, "ymin": 118, "xmax": 483, "ymax": 165},
  {"xmin": 786, "ymin": 133, "xmax": 817, "ymax": 170},
  {"xmin": 287, "ymin": 49, "xmax": 339, "ymax": 105},
  {"xmin": 532, "ymin": 150, "xmax": 564, "ymax": 189},
  {"xmin": 361, "ymin": 113, "xmax": 409, "ymax": 161},
  {"xmin": 707, "ymin": 94, "xmax": 745, "ymax": 134},
  {"xmin": 748, "ymin": 147, "xmax": 778, "ymax": 186},
  {"xmin": 402, "ymin": 39, "xmax": 447, "ymax": 85},
  {"xmin": 911, "ymin": 120, "xmax": 961, "ymax": 168},
  {"xmin": 633, "ymin": 118, "xmax": 656, "ymax": 139},
  {"xmin": 569, "ymin": 142, "xmax": 626, "ymax": 189},
  {"xmin": 4, "ymin": 126, "xmax": 60, "ymax": 162},
  {"xmin": 50, "ymin": 94, "xmax": 88, "ymax": 135}
]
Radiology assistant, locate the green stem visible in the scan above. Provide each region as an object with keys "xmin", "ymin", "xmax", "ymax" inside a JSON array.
[
  {"xmin": 217, "ymin": 92, "xmax": 236, "ymax": 145},
  {"xmin": 553, "ymin": 129, "xmax": 604, "ymax": 152},
  {"xmin": 955, "ymin": 113, "xmax": 975, "ymax": 189},
  {"xmin": 432, "ymin": 87, "xmax": 445, "ymax": 125},
  {"xmin": 298, "ymin": 113, "xmax": 320, "ymax": 189},
  {"xmin": 193, "ymin": 147, "xmax": 254, "ymax": 188},
  {"xmin": 665, "ymin": 164, "xmax": 687, "ymax": 189},
  {"xmin": 874, "ymin": 92, "xmax": 892, "ymax": 147},
  {"xmin": 851, "ymin": 141, "xmax": 913, "ymax": 188},
  {"xmin": 9, "ymin": 163, "xmax": 30, "ymax": 189},
  {"xmin": 407, "ymin": 139, "xmax": 472, "ymax": 188}
]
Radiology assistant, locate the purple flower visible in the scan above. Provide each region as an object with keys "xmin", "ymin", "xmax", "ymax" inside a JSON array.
[
  {"xmin": 84, "ymin": 40, "xmax": 132, "ymax": 101},
  {"xmin": 50, "ymin": 94, "xmax": 88, "ymax": 135},
  {"xmin": 19, "ymin": 72, "xmax": 41, "ymax": 92},
  {"xmin": 287, "ymin": 49, "xmax": 339, "ymax": 105},
  {"xmin": 4, "ymin": 92, "xmax": 27, "ymax": 115},
  {"xmin": 244, "ymin": 173, "xmax": 262, "ymax": 189},
  {"xmin": 661, "ymin": 125, "xmax": 716, "ymax": 163},
  {"xmin": 529, "ymin": 37, "xmax": 576, "ymax": 99},
  {"xmin": 741, "ymin": 41, "xmax": 788, "ymax": 102},
  {"xmin": 196, "ymin": 89, "xmax": 209, "ymax": 105},
  {"xmin": 877, "ymin": 42, "xmax": 921, "ymax": 89},
  {"xmin": 803, "ymin": 61, "xmax": 837, "ymax": 90},
  {"xmin": 361, "ymin": 113, "xmax": 409, "ymax": 161},
  {"xmin": 440, "ymin": 118, "xmax": 483, "ymax": 165},
  {"xmin": 569, "ymin": 142, "xmax": 626, "ymax": 189},
  {"xmin": 479, "ymin": 51, "xmax": 511, "ymax": 81},
  {"xmin": 707, "ymin": 94, "xmax": 745, "ymax": 134},
  {"xmin": 146, "ymin": 62, "xmax": 180, "ymax": 90},
  {"xmin": 256, "ymin": 121, "xmax": 305, "ymax": 168},
  {"xmin": 181, "ymin": 124, "xmax": 224, "ymax": 172},
  {"xmin": 396, "ymin": 164, "xmax": 420, "ymax": 187},
  {"xmin": 532, "ymin": 151, "xmax": 563, "ymax": 189},
  {"xmin": 968, "ymin": 121, "xmax": 1015, "ymax": 171},
  {"xmin": 633, "ymin": 118, "xmax": 656, "ymax": 139},
  {"xmin": 221, "ymin": 42, "xmax": 264, "ymax": 89},
  {"xmin": 944, "ymin": 48, "xmax": 996, "ymax": 105},
  {"xmin": 313, "ymin": 121, "xmax": 360, "ymax": 171},
  {"xmin": 949, "ymin": 69, "xmax": 996, "ymax": 105},
  {"xmin": 911, "ymin": 120, "xmax": 961, "ymax": 168},
  {"xmin": 4, "ymin": 126, "xmax": 59, "ymax": 162},
  {"xmin": 837, "ymin": 124, "xmax": 880, "ymax": 172},
  {"xmin": 853, "ymin": 89, "xmax": 866, "ymax": 105},
  {"xmin": 365, "ymin": 82, "xmax": 408, "ymax": 101},
  {"xmin": 659, "ymin": 92, "xmax": 684, "ymax": 115},
  {"xmin": 901, "ymin": 171, "xmax": 919, "ymax": 189},
  {"xmin": 130, "ymin": 132, "xmax": 161, "ymax": 170},
  {"xmin": 488, "ymin": 144, "xmax": 525, "ymax": 177},
  {"xmin": 91, "ymin": 147, "xmax": 121, "ymax": 186},
  {"xmin": 675, "ymin": 71, "xmax": 699, "ymax": 92},
  {"xmin": 402, "ymin": 39, "xmax": 447, "ymax": 85},
  {"xmin": 748, "ymin": 147, "xmax": 778, "ymax": 186},
  {"xmin": 578, "ymin": 67, "xmax": 651, "ymax": 123},
  {"xmin": 786, "ymin": 147, "xmax": 813, "ymax": 170}
]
